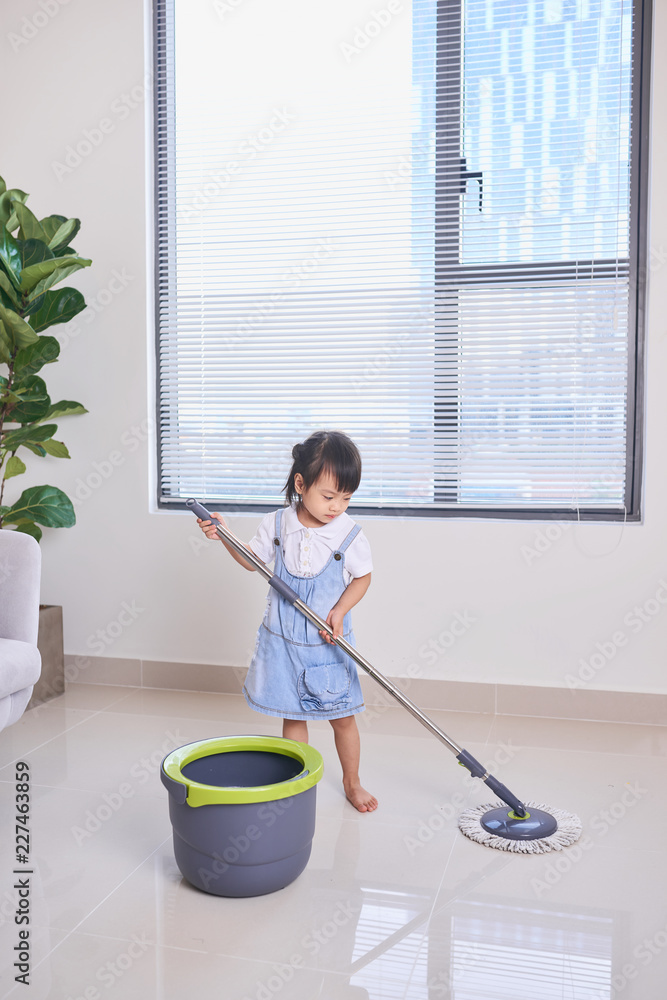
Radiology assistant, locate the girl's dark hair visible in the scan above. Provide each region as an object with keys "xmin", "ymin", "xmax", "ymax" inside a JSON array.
[{"xmin": 284, "ymin": 431, "xmax": 362, "ymax": 506}]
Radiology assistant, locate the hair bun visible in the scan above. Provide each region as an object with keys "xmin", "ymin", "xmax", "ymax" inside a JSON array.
[{"xmin": 292, "ymin": 442, "xmax": 304, "ymax": 461}]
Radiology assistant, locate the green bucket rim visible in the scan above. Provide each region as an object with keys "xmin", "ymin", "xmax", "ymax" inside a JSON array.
[{"xmin": 161, "ymin": 735, "xmax": 324, "ymax": 806}]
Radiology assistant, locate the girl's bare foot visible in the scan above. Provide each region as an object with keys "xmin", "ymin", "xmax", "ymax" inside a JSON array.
[{"xmin": 344, "ymin": 779, "xmax": 378, "ymax": 812}]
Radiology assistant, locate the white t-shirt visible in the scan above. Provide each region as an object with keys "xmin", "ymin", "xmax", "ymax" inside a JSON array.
[{"xmin": 249, "ymin": 506, "xmax": 372, "ymax": 586}]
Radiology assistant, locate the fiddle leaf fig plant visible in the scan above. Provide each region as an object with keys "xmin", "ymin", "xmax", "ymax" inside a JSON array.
[{"xmin": 0, "ymin": 176, "xmax": 92, "ymax": 541}]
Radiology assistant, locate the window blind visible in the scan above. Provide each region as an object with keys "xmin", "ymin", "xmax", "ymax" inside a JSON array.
[
  {"xmin": 154, "ymin": 0, "xmax": 648, "ymax": 517},
  {"xmin": 448, "ymin": 901, "xmax": 613, "ymax": 999}
]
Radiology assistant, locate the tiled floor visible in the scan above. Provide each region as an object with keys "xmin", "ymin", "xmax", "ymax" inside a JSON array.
[{"xmin": 0, "ymin": 683, "xmax": 666, "ymax": 999}]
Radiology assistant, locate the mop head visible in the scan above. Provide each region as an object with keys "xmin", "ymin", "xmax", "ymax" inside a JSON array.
[{"xmin": 458, "ymin": 800, "xmax": 583, "ymax": 854}]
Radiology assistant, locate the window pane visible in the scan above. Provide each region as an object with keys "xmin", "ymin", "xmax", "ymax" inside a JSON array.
[{"xmin": 461, "ymin": 0, "xmax": 632, "ymax": 263}]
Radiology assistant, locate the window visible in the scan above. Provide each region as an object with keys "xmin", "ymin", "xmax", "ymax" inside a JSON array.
[{"xmin": 154, "ymin": 0, "xmax": 650, "ymax": 519}]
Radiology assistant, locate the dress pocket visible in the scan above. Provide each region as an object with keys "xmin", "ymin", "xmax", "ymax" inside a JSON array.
[{"xmin": 297, "ymin": 663, "xmax": 352, "ymax": 713}]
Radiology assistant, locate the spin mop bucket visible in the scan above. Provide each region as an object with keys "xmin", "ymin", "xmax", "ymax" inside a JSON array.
[{"xmin": 161, "ymin": 735, "xmax": 323, "ymax": 897}]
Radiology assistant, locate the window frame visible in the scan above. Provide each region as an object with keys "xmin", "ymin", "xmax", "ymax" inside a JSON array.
[{"xmin": 152, "ymin": 0, "xmax": 652, "ymax": 522}]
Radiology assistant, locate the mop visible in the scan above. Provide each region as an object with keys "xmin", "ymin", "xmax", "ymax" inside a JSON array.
[{"xmin": 187, "ymin": 500, "xmax": 582, "ymax": 854}]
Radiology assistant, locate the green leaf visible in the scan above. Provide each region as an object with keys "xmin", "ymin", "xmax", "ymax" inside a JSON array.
[
  {"xmin": 0, "ymin": 270, "xmax": 20, "ymax": 309},
  {"xmin": 25, "ymin": 262, "xmax": 87, "ymax": 305},
  {"xmin": 0, "ymin": 389, "xmax": 22, "ymax": 406},
  {"xmin": 0, "ymin": 177, "xmax": 5, "ymax": 196},
  {"xmin": 48, "ymin": 218, "xmax": 81, "ymax": 254},
  {"xmin": 3, "ymin": 455, "xmax": 26, "ymax": 480},
  {"xmin": 42, "ymin": 439, "xmax": 70, "ymax": 458},
  {"xmin": 4, "ymin": 484, "xmax": 75, "ymax": 528},
  {"xmin": 20, "ymin": 237, "xmax": 53, "ymax": 271},
  {"xmin": 20, "ymin": 255, "xmax": 91, "ymax": 292},
  {"xmin": 41, "ymin": 400, "xmax": 87, "ymax": 421},
  {"xmin": 29, "ymin": 287, "xmax": 86, "ymax": 333},
  {"xmin": 0, "ymin": 226, "xmax": 22, "ymax": 287},
  {"xmin": 13, "ymin": 520, "xmax": 43, "ymax": 542},
  {"xmin": 0, "ymin": 189, "xmax": 29, "ymax": 227},
  {"xmin": 0, "ymin": 304, "xmax": 37, "ymax": 349},
  {"xmin": 38, "ymin": 215, "xmax": 67, "ymax": 243},
  {"xmin": 20, "ymin": 442, "xmax": 46, "ymax": 457},
  {"xmin": 13, "ymin": 336, "xmax": 60, "ymax": 376},
  {"xmin": 14, "ymin": 203, "xmax": 47, "ymax": 243},
  {"xmin": 10, "ymin": 375, "xmax": 50, "ymax": 423},
  {"xmin": 1, "ymin": 423, "xmax": 57, "ymax": 450},
  {"xmin": 0, "ymin": 320, "xmax": 12, "ymax": 364}
]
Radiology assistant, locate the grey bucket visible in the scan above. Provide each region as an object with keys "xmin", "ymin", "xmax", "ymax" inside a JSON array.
[{"xmin": 161, "ymin": 735, "xmax": 324, "ymax": 897}]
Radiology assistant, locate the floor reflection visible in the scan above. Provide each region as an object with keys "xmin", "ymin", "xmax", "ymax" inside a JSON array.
[{"xmin": 347, "ymin": 883, "xmax": 613, "ymax": 999}]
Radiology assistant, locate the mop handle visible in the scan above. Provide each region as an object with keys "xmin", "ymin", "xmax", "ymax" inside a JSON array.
[{"xmin": 187, "ymin": 499, "xmax": 527, "ymax": 817}]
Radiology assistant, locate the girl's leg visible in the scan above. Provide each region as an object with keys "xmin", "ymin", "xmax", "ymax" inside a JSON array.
[
  {"xmin": 329, "ymin": 715, "xmax": 378, "ymax": 813},
  {"xmin": 283, "ymin": 718, "xmax": 309, "ymax": 743}
]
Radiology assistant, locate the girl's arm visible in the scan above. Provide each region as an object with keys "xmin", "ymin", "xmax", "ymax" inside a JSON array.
[
  {"xmin": 198, "ymin": 512, "xmax": 257, "ymax": 572},
  {"xmin": 321, "ymin": 573, "xmax": 371, "ymax": 643}
]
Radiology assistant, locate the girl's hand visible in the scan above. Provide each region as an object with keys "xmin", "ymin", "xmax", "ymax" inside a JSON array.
[
  {"xmin": 318, "ymin": 574, "xmax": 371, "ymax": 644},
  {"xmin": 197, "ymin": 511, "xmax": 227, "ymax": 540},
  {"xmin": 321, "ymin": 608, "xmax": 345, "ymax": 644}
]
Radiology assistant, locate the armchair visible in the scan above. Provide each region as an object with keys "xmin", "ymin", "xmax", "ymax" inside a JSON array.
[{"xmin": 0, "ymin": 530, "xmax": 41, "ymax": 731}]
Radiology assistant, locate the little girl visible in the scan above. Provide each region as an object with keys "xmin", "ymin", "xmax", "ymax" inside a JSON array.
[{"xmin": 198, "ymin": 430, "xmax": 377, "ymax": 813}]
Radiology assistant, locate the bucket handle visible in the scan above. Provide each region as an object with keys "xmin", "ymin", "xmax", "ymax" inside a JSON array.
[{"xmin": 161, "ymin": 764, "xmax": 187, "ymax": 804}]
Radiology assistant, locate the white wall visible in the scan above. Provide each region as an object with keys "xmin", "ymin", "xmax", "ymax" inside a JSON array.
[{"xmin": 4, "ymin": 0, "xmax": 667, "ymax": 694}]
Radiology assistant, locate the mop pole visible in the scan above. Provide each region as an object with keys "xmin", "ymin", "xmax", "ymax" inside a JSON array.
[{"xmin": 186, "ymin": 499, "xmax": 527, "ymax": 818}]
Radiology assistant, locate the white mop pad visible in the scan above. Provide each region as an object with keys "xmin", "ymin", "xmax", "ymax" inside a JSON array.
[{"xmin": 458, "ymin": 801, "xmax": 583, "ymax": 854}]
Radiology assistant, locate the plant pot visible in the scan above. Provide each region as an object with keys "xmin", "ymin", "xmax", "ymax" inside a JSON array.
[{"xmin": 28, "ymin": 605, "xmax": 65, "ymax": 709}]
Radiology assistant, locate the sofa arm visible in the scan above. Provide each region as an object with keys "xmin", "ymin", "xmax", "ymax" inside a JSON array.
[
  {"xmin": 0, "ymin": 638, "xmax": 41, "ymax": 698},
  {"xmin": 0, "ymin": 530, "xmax": 41, "ymax": 644}
]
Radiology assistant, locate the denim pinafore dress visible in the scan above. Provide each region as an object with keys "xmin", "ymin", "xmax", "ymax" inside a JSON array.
[{"xmin": 243, "ymin": 508, "xmax": 365, "ymax": 721}]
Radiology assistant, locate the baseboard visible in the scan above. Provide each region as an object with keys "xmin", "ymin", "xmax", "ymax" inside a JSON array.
[{"xmin": 63, "ymin": 654, "xmax": 667, "ymax": 726}]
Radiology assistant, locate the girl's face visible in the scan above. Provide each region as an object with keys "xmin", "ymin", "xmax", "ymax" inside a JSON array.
[{"xmin": 294, "ymin": 471, "xmax": 353, "ymax": 528}]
